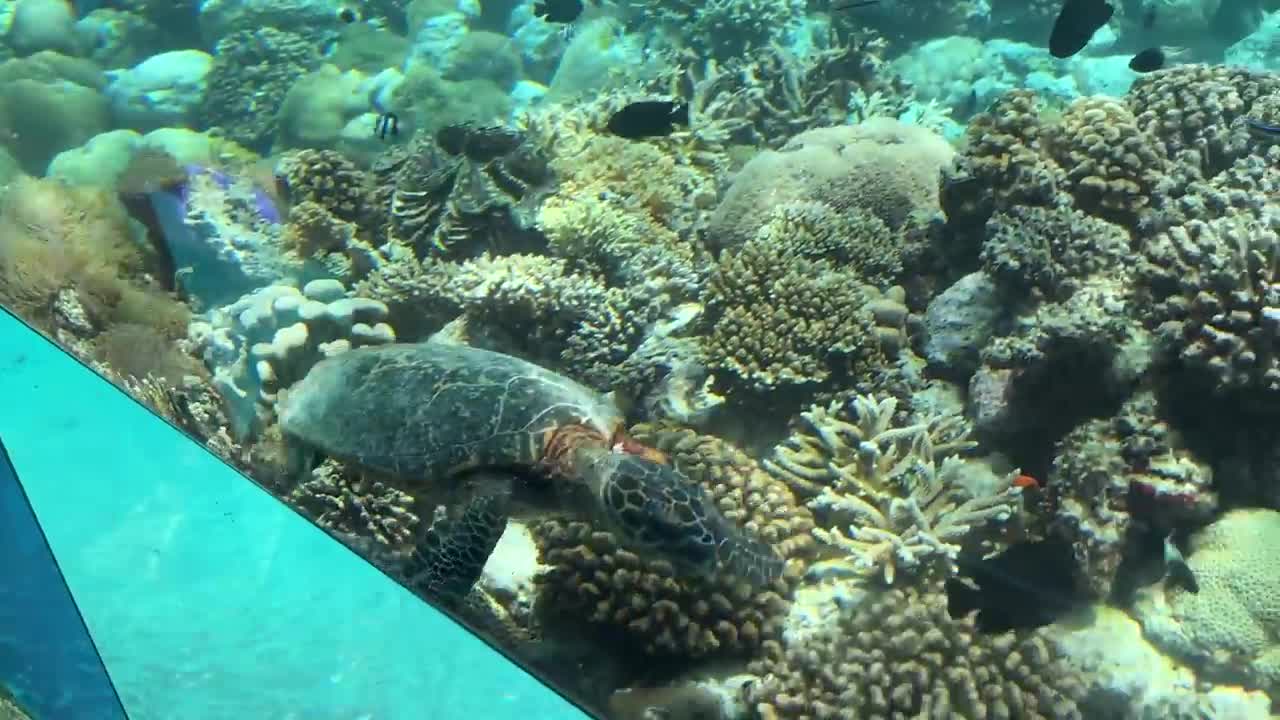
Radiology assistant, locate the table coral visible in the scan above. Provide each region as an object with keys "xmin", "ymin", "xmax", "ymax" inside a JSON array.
[
  {"xmin": 1135, "ymin": 509, "xmax": 1280, "ymax": 699},
  {"xmin": 747, "ymin": 581, "xmax": 1089, "ymax": 719},
  {"xmin": 532, "ymin": 426, "xmax": 808, "ymax": 658}
]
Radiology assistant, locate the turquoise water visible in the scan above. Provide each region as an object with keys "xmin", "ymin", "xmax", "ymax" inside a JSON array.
[{"xmin": 0, "ymin": 308, "xmax": 589, "ymax": 720}]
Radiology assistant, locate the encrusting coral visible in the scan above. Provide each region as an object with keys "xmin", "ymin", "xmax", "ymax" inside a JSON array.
[
  {"xmin": 765, "ymin": 394, "xmax": 1019, "ymax": 585},
  {"xmin": 747, "ymin": 581, "xmax": 1090, "ymax": 719},
  {"xmin": 532, "ymin": 426, "xmax": 811, "ymax": 658}
]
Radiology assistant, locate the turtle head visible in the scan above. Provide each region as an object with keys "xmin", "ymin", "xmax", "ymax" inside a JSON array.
[{"xmin": 595, "ymin": 453, "xmax": 784, "ymax": 586}]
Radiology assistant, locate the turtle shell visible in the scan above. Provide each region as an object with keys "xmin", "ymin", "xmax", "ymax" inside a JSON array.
[{"xmin": 278, "ymin": 342, "xmax": 620, "ymax": 481}]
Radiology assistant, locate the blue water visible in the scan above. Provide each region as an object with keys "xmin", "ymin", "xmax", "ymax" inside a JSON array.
[{"xmin": 0, "ymin": 308, "xmax": 591, "ymax": 720}]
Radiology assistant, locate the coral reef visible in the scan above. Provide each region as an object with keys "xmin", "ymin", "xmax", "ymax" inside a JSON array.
[
  {"xmin": 287, "ymin": 458, "xmax": 420, "ymax": 562},
  {"xmin": 748, "ymin": 581, "xmax": 1090, "ymax": 719},
  {"xmin": 1135, "ymin": 209, "xmax": 1280, "ymax": 411},
  {"xmin": 1048, "ymin": 391, "xmax": 1217, "ymax": 598}
]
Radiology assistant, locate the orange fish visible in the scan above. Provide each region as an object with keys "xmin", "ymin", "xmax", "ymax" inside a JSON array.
[{"xmin": 1013, "ymin": 474, "xmax": 1039, "ymax": 489}]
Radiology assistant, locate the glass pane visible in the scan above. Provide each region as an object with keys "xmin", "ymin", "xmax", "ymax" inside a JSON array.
[
  {"xmin": 0, "ymin": 436, "xmax": 126, "ymax": 720},
  {"xmin": 0, "ymin": 308, "xmax": 589, "ymax": 720},
  {"xmin": 1, "ymin": 1, "xmax": 1275, "ymax": 717}
]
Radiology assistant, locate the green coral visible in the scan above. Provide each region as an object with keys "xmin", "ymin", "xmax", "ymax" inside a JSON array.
[{"xmin": 199, "ymin": 27, "xmax": 318, "ymax": 151}]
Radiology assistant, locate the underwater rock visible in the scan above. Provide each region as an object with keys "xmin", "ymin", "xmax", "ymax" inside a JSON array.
[
  {"xmin": 106, "ymin": 50, "xmax": 212, "ymax": 132},
  {"xmin": 923, "ymin": 271, "xmax": 1003, "ymax": 377}
]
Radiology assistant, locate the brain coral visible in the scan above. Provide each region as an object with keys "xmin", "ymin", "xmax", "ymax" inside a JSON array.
[
  {"xmin": 706, "ymin": 118, "xmax": 955, "ymax": 251},
  {"xmin": 1136, "ymin": 509, "xmax": 1280, "ymax": 697},
  {"xmin": 748, "ymin": 582, "xmax": 1089, "ymax": 719}
]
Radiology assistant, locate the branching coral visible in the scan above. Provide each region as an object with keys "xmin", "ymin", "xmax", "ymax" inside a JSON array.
[
  {"xmin": 287, "ymin": 458, "xmax": 421, "ymax": 561},
  {"xmin": 533, "ymin": 426, "xmax": 807, "ymax": 658},
  {"xmin": 277, "ymin": 149, "xmax": 372, "ymax": 223},
  {"xmin": 980, "ymin": 205, "xmax": 1132, "ymax": 299},
  {"xmin": 1126, "ymin": 65, "xmax": 1280, "ymax": 179},
  {"xmin": 748, "ymin": 581, "xmax": 1089, "ymax": 719},
  {"xmin": 764, "ymin": 394, "xmax": 1017, "ymax": 585}
]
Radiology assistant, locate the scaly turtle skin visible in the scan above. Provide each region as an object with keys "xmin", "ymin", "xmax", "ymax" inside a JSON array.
[{"xmin": 279, "ymin": 342, "xmax": 783, "ymax": 595}]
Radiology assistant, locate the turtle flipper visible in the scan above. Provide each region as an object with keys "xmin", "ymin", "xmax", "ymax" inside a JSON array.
[{"xmin": 402, "ymin": 492, "xmax": 510, "ymax": 607}]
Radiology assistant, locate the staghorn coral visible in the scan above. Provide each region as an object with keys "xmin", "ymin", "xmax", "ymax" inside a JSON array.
[
  {"xmin": 533, "ymin": 426, "xmax": 805, "ymax": 658},
  {"xmin": 286, "ymin": 458, "xmax": 421, "ymax": 562},
  {"xmin": 199, "ymin": 27, "xmax": 318, "ymax": 151},
  {"xmin": 1135, "ymin": 208, "xmax": 1280, "ymax": 411},
  {"xmin": 1042, "ymin": 97, "xmax": 1171, "ymax": 224},
  {"xmin": 701, "ymin": 234, "xmax": 882, "ymax": 394},
  {"xmin": 748, "ymin": 581, "xmax": 1089, "ymax": 719},
  {"xmin": 765, "ymin": 395, "xmax": 1017, "ymax": 585},
  {"xmin": 652, "ymin": 0, "xmax": 805, "ymax": 61},
  {"xmin": 373, "ymin": 123, "xmax": 554, "ymax": 259}
]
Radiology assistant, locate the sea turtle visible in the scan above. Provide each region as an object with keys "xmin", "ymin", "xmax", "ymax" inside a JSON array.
[{"xmin": 278, "ymin": 341, "xmax": 784, "ymax": 604}]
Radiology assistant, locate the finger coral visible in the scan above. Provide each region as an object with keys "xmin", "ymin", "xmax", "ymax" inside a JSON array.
[{"xmin": 748, "ymin": 581, "xmax": 1089, "ymax": 719}]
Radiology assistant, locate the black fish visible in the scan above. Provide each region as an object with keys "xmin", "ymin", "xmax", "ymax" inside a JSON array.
[
  {"xmin": 1049, "ymin": 0, "xmax": 1115, "ymax": 58},
  {"xmin": 533, "ymin": 0, "xmax": 583, "ymax": 23},
  {"xmin": 1128, "ymin": 47, "xmax": 1164, "ymax": 72},
  {"xmin": 606, "ymin": 100, "xmax": 689, "ymax": 139},
  {"xmin": 945, "ymin": 536, "xmax": 1086, "ymax": 633}
]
